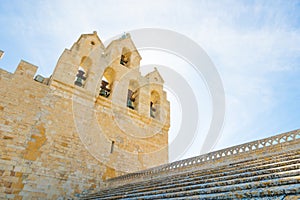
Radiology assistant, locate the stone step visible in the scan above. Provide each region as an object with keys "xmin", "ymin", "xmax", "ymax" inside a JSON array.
[
  {"xmin": 86, "ymin": 164, "xmax": 299, "ymax": 199},
  {"xmin": 132, "ymin": 176, "xmax": 300, "ymax": 199},
  {"xmin": 87, "ymin": 182, "xmax": 300, "ymax": 200},
  {"xmin": 99, "ymin": 150, "xmax": 300, "ymax": 195},
  {"xmin": 103, "ymin": 168, "xmax": 299, "ymax": 199},
  {"xmin": 99, "ymin": 163, "xmax": 299, "ymax": 199},
  {"xmin": 83, "ymin": 151, "xmax": 299, "ymax": 199},
  {"xmin": 172, "ymin": 184, "xmax": 300, "ymax": 199},
  {"xmin": 118, "ymin": 169, "xmax": 300, "ymax": 199}
]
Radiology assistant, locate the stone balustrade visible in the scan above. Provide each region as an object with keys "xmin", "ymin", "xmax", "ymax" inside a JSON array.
[{"xmin": 105, "ymin": 129, "xmax": 300, "ymax": 186}]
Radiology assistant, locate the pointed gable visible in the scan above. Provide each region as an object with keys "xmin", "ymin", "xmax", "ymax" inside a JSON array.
[
  {"xmin": 145, "ymin": 67, "xmax": 164, "ymax": 84},
  {"xmin": 106, "ymin": 33, "xmax": 142, "ymax": 60},
  {"xmin": 71, "ymin": 31, "xmax": 105, "ymax": 50},
  {"xmin": 105, "ymin": 33, "xmax": 142, "ymax": 68}
]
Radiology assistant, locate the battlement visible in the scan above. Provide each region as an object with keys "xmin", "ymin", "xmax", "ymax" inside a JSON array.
[
  {"xmin": 1, "ymin": 32, "xmax": 170, "ymax": 123},
  {"xmin": 0, "ymin": 32, "xmax": 170, "ymax": 199}
]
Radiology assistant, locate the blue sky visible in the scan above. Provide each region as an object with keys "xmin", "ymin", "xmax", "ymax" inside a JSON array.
[{"xmin": 0, "ymin": 0, "xmax": 299, "ymax": 161}]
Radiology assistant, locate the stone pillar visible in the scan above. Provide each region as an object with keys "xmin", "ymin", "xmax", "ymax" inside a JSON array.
[
  {"xmin": 111, "ymin": 79, "xmax": 129, "ymax": 107},
  {"xmin": 138, "ymin": 85, "xmax": 150, "ymax": 116},
  {"xmin": 14, "ymin": 60, "xmax": 37, "ymax": 79}
]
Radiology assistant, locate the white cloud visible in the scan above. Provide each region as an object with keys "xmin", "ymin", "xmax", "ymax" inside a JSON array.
[{"xmin": 0, "ymin": 0, "xmax": 299, "ymax": 159}]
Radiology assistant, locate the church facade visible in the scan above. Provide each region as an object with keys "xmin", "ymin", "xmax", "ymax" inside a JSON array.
[{"xmin": 0, "ymin": 32, "xmax": 170, "ymax": 199}]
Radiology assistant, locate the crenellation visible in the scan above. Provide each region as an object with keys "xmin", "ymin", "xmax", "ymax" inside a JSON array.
[
  {"xmin": 0, "ymin": 31, "xmax": 170, "ymax": 198},
  {"xmin": 14, "ymin": 60, "xmax": 38, "ymax": 79},
  {"xmin": 9, "ymin": 29, "xmax": 296, "ymax": 199}
]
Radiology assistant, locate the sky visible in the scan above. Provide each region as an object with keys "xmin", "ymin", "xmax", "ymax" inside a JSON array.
[{"xmin": 0, "ymin": 0, "xmax": 299, "ymax": 161}]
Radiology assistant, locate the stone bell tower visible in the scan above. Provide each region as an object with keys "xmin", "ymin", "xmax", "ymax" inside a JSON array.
[
  {"xmin": 50, "ymin": 31, "xmax": 170, "ymax": 176},
  {"xmin": 0, "ymin": 31, "xmax": 170, "ymax": 198}
]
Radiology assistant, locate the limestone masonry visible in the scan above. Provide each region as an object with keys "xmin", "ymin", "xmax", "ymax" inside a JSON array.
[
  {"xmin": 0, "ymin": 32, "xmax": 170, "ymax": 199},
  {"xmin": 85, "ymin": 129, "xmax": 300, "ymax": 199},
  {"xmin": 1, "ymin": 31, "xmax": 299, "ymax": 200}
]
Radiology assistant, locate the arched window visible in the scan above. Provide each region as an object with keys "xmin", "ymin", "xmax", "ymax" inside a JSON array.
[
  {"xmin": 120, "ymin": 47, "xmax": 131, "ymax": 67},
  {"xmin": 100, "ymin": 67, "xmax": 115, "ymax": 98},
  {"xmin": 127, "ymin": 80, "xmax": 139, "ymax": 110},
  {"xmin": 74, "ymin": 67, "xmax": 86, "ymax": 87},
  {"xmin": 150, "ymin": 91, "xmax": 160, "ymax": 119},
  {"xmin": 74, "ymin": 56, "xmax": 92, "ymax": 87}
]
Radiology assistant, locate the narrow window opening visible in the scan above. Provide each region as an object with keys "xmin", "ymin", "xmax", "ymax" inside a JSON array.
[
  {"xmin": 74, "ymin": 67, "xmax": 86, "ymax": 87},
  {"xmin": 120, "ymin": 54, "xmax": 129, "ymax": 66},
  {"xmin": 110, "ymin": 141, "xmax": 115, "ymax": 153},
  {"xmin": 99, "ymin": 67, "xmax": 115, "ymax": 98},
  {"xmin": 99, "ymin": 80, "xmax": 110, "ymax": 97},
  {"xmin": 150, "ymin": 101, "xmax": 156, "ymax": 118},
  {"xmin": 150, "ymin": 91, "xmax": 160, "ymax": 119},
  {"xmin": 120, "ymin": 48, "xmax": 131, "ymax": 67},
  {"xmin": 127, "ymin": 80, "xmax": 139, "ymax": 110},
  {"xmin": 127, "ymin": 89, "xmax": 136, "ymax": 109}
]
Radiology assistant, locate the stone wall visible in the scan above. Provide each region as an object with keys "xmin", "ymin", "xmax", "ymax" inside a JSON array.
[
  {"xmin": 0, "ymin": 63, "xmax": 105, "ymax": 199},
  {"xmin": 0, "ymin": 32, "xmax": 170, "ymax": 199}
]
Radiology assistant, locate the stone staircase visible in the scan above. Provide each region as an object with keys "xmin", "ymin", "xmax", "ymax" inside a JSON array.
[{"xmin": 80, "ymin": 129, "xmax": 300, "ymax": 199}]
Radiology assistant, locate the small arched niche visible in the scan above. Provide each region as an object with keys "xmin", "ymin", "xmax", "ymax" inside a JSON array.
[
  {"xmin": 74, "ymin": 56, "xmax": 92, "ymax": 87},
  {"xmin": 150, "ymin": 90, "xmax": 160, "ymax": 119},
  {"xmin": 99, "ymin": 67, "xmax": 115, "ymax": 98},
  {"xmin": 127, "ymin": 80, "xmax": 139, "ymax": 110},
  {"xmin": 120, "ymin": 47, "xmax": 132, "ymax": 67}
]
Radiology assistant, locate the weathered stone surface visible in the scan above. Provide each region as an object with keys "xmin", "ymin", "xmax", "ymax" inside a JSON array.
[
  {"xmin": 82, "ymin": 129, "xmax": 300, "ymax": 199},
  {"xmin": 2, "ymin": 31, "xmax": 298, "ymax": 199},
  {"xmin": 0, "ymin": 32, "xmax": 170, "ymax": 199}
]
